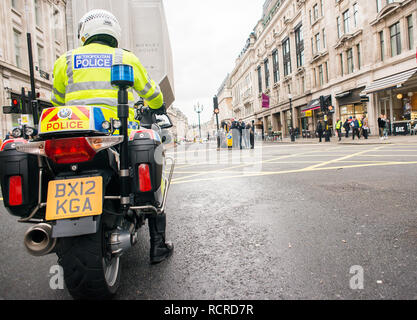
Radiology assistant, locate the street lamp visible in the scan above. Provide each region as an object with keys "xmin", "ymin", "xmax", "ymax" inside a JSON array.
[
  {"xmin": 288, "ymin": 94, "xmax": 295, "ymax": 142},
  {"xmin": 194, "ymin": 102, "xmax": 203, "ymax": 142}
]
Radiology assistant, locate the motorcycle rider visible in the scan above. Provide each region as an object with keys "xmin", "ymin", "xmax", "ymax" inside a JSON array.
[{"xmin": 50, "ymin": 9, "xmax": 173, "ymax": 264}]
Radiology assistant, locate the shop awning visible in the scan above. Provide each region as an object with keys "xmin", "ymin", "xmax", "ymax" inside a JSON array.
[
  {"xmin": 302, "ymin": 98, "xmax": 321, "ymax": 112},
  {"xmin": 302, "ymin": 95, "xmax": 331, "ymax": 112},
  {"xmin": 363, "ymin": 68, "xmax": 417, "ymax": 94}
]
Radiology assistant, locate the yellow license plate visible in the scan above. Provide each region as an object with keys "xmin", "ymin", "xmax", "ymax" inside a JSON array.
[{"xmin": 45, "ymin": 176, "xmax": 103, "ymax": 221}]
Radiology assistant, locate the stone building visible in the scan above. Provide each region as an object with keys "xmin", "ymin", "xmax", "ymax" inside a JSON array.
[
  {"xmin": 224, "ymin": 0, "xmax": 417, "ymax": 138},
  {"xmin": 216, "ymin": 74, "xmax": 234, "ymax": 125},
  {"xmin": 0, "ymin": 0, "xmax": 68, "ymax": 137},
  {"xmin": 167, "ymin": 106, "xmax": 189, "ymax": 142}
]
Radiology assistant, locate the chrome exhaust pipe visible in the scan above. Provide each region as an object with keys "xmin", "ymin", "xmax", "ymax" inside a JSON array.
[{"xmin": 24, "ymin": 223, "xmax": 57, "ymax": 256}]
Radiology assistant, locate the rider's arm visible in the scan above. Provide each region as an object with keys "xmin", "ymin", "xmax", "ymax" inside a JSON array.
[
  {"xmin": 126, "ymin": 52, "xmax": 164, "ymax": 110},
  {"xmin": 51, "ymin": 54, "xmax": 67, "ymax": 107}
]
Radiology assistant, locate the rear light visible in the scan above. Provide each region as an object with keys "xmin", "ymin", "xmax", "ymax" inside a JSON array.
[
  {"xmin": 138, "ymin": 164, "xmax": 152, "ymax": 192},
  {"xmin": 9, "ymin": 176, "xmax": 23, "ymax": 206},
  {"xmin": 45, "ymin": 137, "xmax": 96, "ymax": 164},
  {"xmin": 16, "ymin": 136, "xmax": 123, "ymax": 164}
]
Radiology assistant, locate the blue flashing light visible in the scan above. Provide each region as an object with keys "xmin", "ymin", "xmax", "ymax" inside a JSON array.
[{"xmin": 111, "ymin": 64, "xmax": 134, "ymax": 88}]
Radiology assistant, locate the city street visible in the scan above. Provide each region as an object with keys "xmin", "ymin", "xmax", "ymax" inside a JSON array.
[{"xmin": 0, "ymin": 139, "xmax": 416, "ymax": 300}]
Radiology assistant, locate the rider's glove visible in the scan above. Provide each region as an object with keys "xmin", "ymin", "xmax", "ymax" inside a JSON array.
[{"xmin": 151, "ymin": 103, "xmax": 166, "ymax": 115}]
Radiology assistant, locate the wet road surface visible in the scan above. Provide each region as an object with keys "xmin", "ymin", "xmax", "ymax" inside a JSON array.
[{"xmin": 0, "ymin": 141, "xmax": 416, "ymax": 299}]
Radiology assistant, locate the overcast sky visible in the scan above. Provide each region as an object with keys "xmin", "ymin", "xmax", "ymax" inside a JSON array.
[{"xmin": 162, "ymin": 0, "xmax": 265, "ymax": 125}]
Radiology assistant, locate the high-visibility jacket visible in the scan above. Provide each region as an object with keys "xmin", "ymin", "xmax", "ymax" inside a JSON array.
[
  {"xmin": 335, "ymin": 120, "xmax": 342, "ymax": 130},
  {"xmin": 51, "ymin": 43, "xmax": 163, "ymax": 115}
]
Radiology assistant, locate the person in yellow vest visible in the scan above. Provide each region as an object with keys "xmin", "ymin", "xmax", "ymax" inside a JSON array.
[
  {"xmin": 335, "ymin": 118, "xmax": 343, "ymax": 141},
  {"xmin": 50, "ymin": 9, "xmax": 173, "ymax": 264}
]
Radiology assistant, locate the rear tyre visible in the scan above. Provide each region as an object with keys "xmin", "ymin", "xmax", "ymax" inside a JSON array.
[{"xmin": 56, "ymin": 219, "xmax": 121, "ymax": 300}]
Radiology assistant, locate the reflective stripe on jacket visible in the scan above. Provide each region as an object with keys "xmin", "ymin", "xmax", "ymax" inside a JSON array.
[{"xmin": 51, "ymin": 43, "xmax": 163, "ymax": 111}]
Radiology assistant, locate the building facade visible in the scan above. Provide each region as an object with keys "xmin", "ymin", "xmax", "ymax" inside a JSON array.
[
  {"xmin": 223, "ymin": 0, "xmax": 417, "ymax": 138},
  {"xmin": 0, "ymin": 0, "xmax": 68, "ymax": 137},
  {"xmin": 66, "ymin": 0, "xmax": 175, "ymax": 107},
  {"xmin": 167, "ymin": 106, "xmax": 189, "ymax": 142}
]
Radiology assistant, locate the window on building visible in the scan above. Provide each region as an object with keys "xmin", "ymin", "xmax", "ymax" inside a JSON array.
[
  {"xmin": 325, "ymin": 61, "xmax": 329, "ymax": 82},
  {"xmin": 407, "ymin": 15, "xmax": 414, "ymax": 50},
  {"xmin": 309, "ymin": 10, "xmax": 312, "ymax": 25},
  {"xmin": 282, "ymin": 38, "xmax": 292, "ymax": 76},
  {"xmin": 264, "ymin": 58, "xmax": 270, "ymax": 89},
  {"xmin": 301, "ymin": 76, "xmax": 305, "ymax": 93},
  {"xmin": 13, "ymin": 29, "xmax": 21, "ymax": 68},
  {"xmin": 340, "ymin": 53, "xmax": 344, "ymax": 76},
  {"xmin": 337, "ymin": 17, "xmax": 342, "ymax": 38},
  {"xmin": 320, "ymin": 0, "xmax": 324, "ymax": 17},
  {"xmin": 343, "ymin": 10, "xmax": 350, "ymax": 34},
  {"xmin": 376, "ymin": 0, "xmax": 382, "ymax": 13},
  {"xmin": 315, "ymin": 33, "xmax": 321, "ymax": 53},
  {"xmin": 53, "ymin": 8, "xmax": 61, "ymax": 42},
  {"xmin": 353, "ymin": 3, "xmax": 359, "ymax": 27},
  {"xmin": 318, "ymin": 64, "xmax": 324, "ymax": 86},
  {"xmin": 37, "ymin": 44, "xmax": 45, "ymax": 70},
  {"xmin": 11, "ymin": 0, "xmax": 17, "ymax": 10},
  {"xmin": 347, "ymin": 48, "xmax": 354, "ymax": 74},
  {"xmin": 379, "ymin": 31, "xmax": 385, "ymax": 61},
  {"xmin": 272, "ymin": 49, "xmax": 280, "ymax": 83},
  {"xmin": 311, "ymin": 37, "xmax": 315, "ymax": 55},
  {"xmin": 356, "ymin": 43, "xmax": 361, "ymax": 70},
  {"xmin": 390, "ymin": 22, "xmax": 402, "ymax": 57},
  {"xmin": 34, "ymin": 0, "xmax": 42, "ymax": 27},
  {"xmin": 295, "ymin": 25, "xmax": 304, "ymax": 68},
  {"xmin": 257, "ymin": 66, "xmax": 262, "ymax": 94},
  {"xmin": 322, "ymin": 29, "xmax": 326, "ymax": 49},
  {"xmin": 313, "ymin": 4, "xmax": 319, "ymax": 21}
]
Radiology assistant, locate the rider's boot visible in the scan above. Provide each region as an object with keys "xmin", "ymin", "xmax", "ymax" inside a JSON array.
[{"xmin": 148, "ymin": 213, "xmax": 174, "ymax": 264}]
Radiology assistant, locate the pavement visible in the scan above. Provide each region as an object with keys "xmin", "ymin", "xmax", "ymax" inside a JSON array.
[
  {"xmin": 264, "ymin": 134, "xmax": 417, "ymax": 145},
  {"xmin": 0, "ymin": 139, "xmax": 416, "ymax": 300}
]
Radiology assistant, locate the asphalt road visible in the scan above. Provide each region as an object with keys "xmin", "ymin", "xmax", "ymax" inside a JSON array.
[{"xmin": 0, "ymin": 140, "xmax": 416, "ymax": 300}]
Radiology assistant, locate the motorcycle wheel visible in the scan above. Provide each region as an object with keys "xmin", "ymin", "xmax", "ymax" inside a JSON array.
[{"xmin": 56, "ymin": 218, "xmax": 121, "ymax": 300}]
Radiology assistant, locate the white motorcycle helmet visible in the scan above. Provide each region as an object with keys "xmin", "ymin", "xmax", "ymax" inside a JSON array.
[{"xmin": 77, "ymin": 9, "xmax": 122, "ymax": 47}]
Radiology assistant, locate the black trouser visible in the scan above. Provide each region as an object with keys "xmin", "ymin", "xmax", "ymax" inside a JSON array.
[
  {"xmin": 352, "ymin": 128, "xmax": 360, "ymax": 140},
  {"xmin": 250, "ymin": 132, "xmax": 254, "ymax": 149},
  {"xmin": 318, "ymin": 132, "xmax": 323, "ymax": 142},
  {"xmin": 345, "ymin": 129, "xmax": 349, "ymax": 138},
  {"xmin": 337, "ymin": 129, "xmax": 342, "ymax": 141},
  {"xmin": 363, "ymin": 128, "xmax": 368, "ymax": 139}
]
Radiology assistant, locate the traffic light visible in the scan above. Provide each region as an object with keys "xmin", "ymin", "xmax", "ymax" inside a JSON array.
[
  {"xmin": 3, "ymin": 94, "xmax": 22, "ymax": 114},
  {"xmin": 213, "ymin": 96, "xmax": 220, "ymax": 114},
  {"xmin": 320, "ymin": 96, "xmax": 327, "ymax": 114}
]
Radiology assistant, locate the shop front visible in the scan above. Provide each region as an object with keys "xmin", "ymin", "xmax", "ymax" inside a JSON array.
[
  {"xmin": 301, "ymin": 96, "xmax": 333, "ymax": 135},
  {"xmin": 364, "ymin": 67, "xmax": 417, "ymax": 135},
  {"xmin": 336, "ymin": 87, "xmax": 368, "ymax": 124}
]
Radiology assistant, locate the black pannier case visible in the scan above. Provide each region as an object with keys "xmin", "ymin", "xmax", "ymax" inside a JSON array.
[
  {"xmin": 0, "ymin": 148, "xmax": 39, "ymax": 218},
  {"xmin": 129, "ymin": 130, "xmax": 163, "ymax": 206}
]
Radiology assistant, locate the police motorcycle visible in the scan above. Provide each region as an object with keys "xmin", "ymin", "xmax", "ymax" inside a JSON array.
[{"xmin": 0, "ymin": 64, "xmax": 175, "ymax": 299}]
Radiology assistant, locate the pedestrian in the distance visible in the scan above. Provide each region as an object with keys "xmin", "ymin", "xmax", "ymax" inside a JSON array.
[
  {"xmin": 316, "ymin": 121, "xmax": 324, "ymax": 143},
  {"xmin": 378, "ymin": 115, "xmax": 385, "ymax": 139},
  {"xmin": 351, "ymin": 116, "xmax": 360, "ymax": 140},
  {"xmin": 335, "ymin": 118, "xmax": 343, "ymax": 141},
  {"xmin": 362, "ymin": 116, "xmax": 369, "ymax": 139},
  {"xmin": 383, "ymin": 114, "xmax": 389, "ymax": 140},
  {"xmin": 343, "ymin": 118, "xmax": 350, "ymax": 138},
  {"xmin": 250, "ymin": 121, "xmax": 255, "ymax": 149}
]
